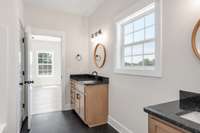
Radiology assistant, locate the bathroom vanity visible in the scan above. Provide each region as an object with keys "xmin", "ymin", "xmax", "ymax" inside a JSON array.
[
  {"xmin": 144, "ymin": 91, "xmax": 200, "ymax": 133},
  {"xmin": 70, "ymin": 74, "xmax": 109, "ymax": 127}
]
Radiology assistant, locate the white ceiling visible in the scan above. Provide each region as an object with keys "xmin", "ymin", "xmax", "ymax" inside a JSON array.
[{"xmin": 24, "ymin": 0, "xmax": 105, "ymax": 16}]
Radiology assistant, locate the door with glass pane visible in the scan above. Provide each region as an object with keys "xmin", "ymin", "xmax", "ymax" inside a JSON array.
[{"xmin": 31, "ymin": 35, "xmax": 62, "ymax": 114}]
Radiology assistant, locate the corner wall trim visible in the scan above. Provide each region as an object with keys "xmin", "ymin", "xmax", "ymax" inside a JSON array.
[{"xmin": 108, "ymin": 116, "xmax": 133, "ymax": 133}]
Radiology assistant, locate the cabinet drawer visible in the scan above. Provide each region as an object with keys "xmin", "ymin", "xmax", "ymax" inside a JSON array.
[
  {"xmin": 77, "ymin": 83, "xmax": 85, "ymax": 93},
  {"xmin": 71, "ymin": 80, "xmax": 77, "ymax": 88}
]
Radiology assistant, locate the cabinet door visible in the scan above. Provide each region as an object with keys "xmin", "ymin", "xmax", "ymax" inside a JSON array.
[
  {"xmin": 74, "ymin": 91, "xmax": 80, "ymax": 114},
  {"xmin": 149, "ymin": 117, "xmax": 186, "ymax": 133},
  {"xmin": 85, "ymin": 85, "xmax": 108, "ymax": 126}
]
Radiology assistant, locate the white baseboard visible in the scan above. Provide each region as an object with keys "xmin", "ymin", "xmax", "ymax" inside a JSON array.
[
  {"xmin": 108, "ymin": 116, "xmax": 133, "ymax": 133},
  {"xmin": 63, "ymin": 104, "xmax": 72, "ymax": 111}
]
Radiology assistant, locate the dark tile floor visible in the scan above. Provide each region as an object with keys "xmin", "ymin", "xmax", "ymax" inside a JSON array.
[{"xmin": 21, "ymin": 110, "xmax": 118, "ymax": 133}]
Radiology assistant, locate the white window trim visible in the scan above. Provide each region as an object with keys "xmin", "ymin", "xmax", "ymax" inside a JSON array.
[
  {"xmin": 114, "ymin": 0, "xmax": 163, "ymax": 78},
  {"xmin": 36, "ymin": 51, "xmax": 54, "ymax": 77}
]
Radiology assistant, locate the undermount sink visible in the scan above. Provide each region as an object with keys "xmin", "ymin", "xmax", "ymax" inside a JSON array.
[{"xmin": 180, "ymin": 111, "xmax": 200, "ymax": 124}]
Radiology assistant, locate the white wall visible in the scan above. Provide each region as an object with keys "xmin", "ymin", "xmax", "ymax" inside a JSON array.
[
  {"xmin": 0, "ymin": 0, "xmax": 24, "ymax": 132},
  {"xmin": 24, "ymin": 4, "xmax": 89, "ymax": 107},
  {"xmin": 0, "ymin": 24, "xmax": 8, "ymax": 126},
  {"xmin": 88, "ymin": 0, "xmax": 200, "ymax": 133}
]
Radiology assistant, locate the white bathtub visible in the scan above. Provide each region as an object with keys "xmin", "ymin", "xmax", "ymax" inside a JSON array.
[{"xmin": 0, "ymin": 124, "xmax": 6, "ymax": 133}]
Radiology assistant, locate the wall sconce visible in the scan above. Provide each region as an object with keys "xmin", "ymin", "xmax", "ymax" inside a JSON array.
[
  {"xmin": 91, "ymin": 29, "xmax": 104, "ymax": 44},
  {"xmin": 75, "ymin": 54, "xmax": 82, "ymax": 61}
]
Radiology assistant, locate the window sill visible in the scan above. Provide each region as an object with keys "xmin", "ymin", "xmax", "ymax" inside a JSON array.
[{"xmin": 114, "ymin": 68, "xmax": 162, "ymax": 78}]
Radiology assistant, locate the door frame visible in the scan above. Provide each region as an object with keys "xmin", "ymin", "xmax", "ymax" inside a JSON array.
[
  {"xmin": 19, "ymin": 22, "xmax": 26, "ymax": 125},
  {"xmin": 29, "ymin": 27, "xmax": 68, "ymax": 111}
]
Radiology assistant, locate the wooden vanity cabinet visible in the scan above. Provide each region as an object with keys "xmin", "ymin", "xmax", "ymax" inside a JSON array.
[
  {"xmin": 149, "ymin": 116, "xmax": 190, "ymax": 133},
  {"xmin": 70, "ymin": 80, "xmax": 108, "ymax": 127}
]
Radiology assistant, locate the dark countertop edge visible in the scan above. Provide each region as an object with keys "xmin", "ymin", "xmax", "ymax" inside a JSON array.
[
  {"xmin": 70, "ymin": 74, "xmax": 109, "ymax": 79},
  {"xmin": 144, "ymin": 106, "xmax": 198, "ymax": 133},
  {"xmin": 70, "ymin": 74, "xmax": 109, "ymax": 85}
]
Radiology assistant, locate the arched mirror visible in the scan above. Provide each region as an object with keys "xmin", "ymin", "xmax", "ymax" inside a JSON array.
[
  {"xmin": 94, "ymin": 44, "xmax": 106, "ymax": 68},
  {"xmin": 192, "ymin": 19, "xmax": 200, "ymax": 59}
]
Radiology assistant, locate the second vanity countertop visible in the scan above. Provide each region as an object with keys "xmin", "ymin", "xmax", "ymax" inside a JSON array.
[
  {"xmin": 144, "ymin": 90, "xmax": 200, "ymax": 133},
  {"xmin": 70, "ymin": 74, "xmax": 109, "ymax": 85}
]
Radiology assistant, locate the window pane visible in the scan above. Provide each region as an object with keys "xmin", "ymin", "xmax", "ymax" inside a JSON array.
[
  {"xmin": 124, "ymin": 33, "xmax": 133, "ymax": 44},
  {"xmin": 43, "ymin": 65, "xmax": 47, "ymax": 69},
  {"xmin": 124, "ymin": 46, "xmax": 132, "ymax": 56},
  {"xmin": 144, "ymin": 42, "xmax": 155, "ymax": 54},
  {"xmin": 42, "ymin": 53, "xmax": 45, "ymax": 58},
  {"xmin": 38, "ymin": 53, "xmax": 43, "ymax": 58},
  {"xmin": 38, "ymin": 58, "xmax": 43, "ymax": 63},
  {"xmin": 47, "ymin": 72, "xmax": 51, "ymax": 75},
  {"xmin": 145, "ymin": 26, "xmax": 155, "ymax": 39},
  {"xmin": 43, "ymin": 59, "xmax": 48, "ymax": 64},
  {"xmin": 133, "ymin": 44, "xmax": 143, "ymax": 55},
  {"xmin": 44, "ymin": 53, "xmax": 47, "ymax": 58},
  {"xmin": 133, "ymin": 56, "xmax": 143, "ymax": 66},
  {"xmin": 144, "ymin": 55, "xmax": 155, "ymax": 66},
  {"xmin": 134, "ymin": 17, "xmax": 144, "ymax": 31},
  {"xmin": 145, "ymin": 13, "xmax": 155, "ymax": 27},
  {"xmin": 124, "ymin": 57, "xmax": 132, "ymax": 66},
  {"xmin": 47, "ymin": 58, "xmax": 52, "ymax": 64},
  {"xmin": 47, "ymin": 65, "xmax": 52, "ymax": 70},
  {"xmin": 47, "ymin": 53, "xmax": 52, "ymax": 58},
  {"xmin": 38, "ymin": 65, "xmax": 42, "ymax": 70},
  {"xmin": 124, "ymin": 23, "xmax": 133, "ymax": 34},
  {"xmin": 38, "ymin": 52, "xmax": 53, "ymax": 76},
  {"xmin": 134, "ymin": 30, "xmax": 144, "ymax": 42}
]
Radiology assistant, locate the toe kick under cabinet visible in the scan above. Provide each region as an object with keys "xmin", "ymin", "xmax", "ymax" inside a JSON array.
[{"xmin": 70, "ymin": 80, "xmax": 108, "ymax": 127}]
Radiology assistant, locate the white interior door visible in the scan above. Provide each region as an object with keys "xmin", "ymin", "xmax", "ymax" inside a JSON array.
[
  {"xmin": 31, "ymin": 35, "xmax": 62, "ymax": 115},
  {"xmin": 24, "ymin": 29, "xmax": 33, "ymax": 130}
]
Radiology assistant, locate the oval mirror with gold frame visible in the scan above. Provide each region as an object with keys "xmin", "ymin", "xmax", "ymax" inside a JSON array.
[
  {"xmin": 94, "ymin": 44, "xmax": 106, "ymax": 68},
  {"xmin": 192, "ymin": 19, "xmax": 200, "ymax": 59}
]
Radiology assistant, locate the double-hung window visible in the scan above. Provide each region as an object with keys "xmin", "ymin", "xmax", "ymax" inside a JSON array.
[{"xmin": 115, "ymin": 2, "xmax": 162, "ymax": 77}]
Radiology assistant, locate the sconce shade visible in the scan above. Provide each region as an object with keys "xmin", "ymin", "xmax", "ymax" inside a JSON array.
[{"xmin": 91, "ymin": 29, "xmax": 104, "ymax": 44}]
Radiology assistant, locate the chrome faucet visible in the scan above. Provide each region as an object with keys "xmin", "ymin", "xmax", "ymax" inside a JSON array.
[{"xmin": 91, "ymin": 71, "xmax": 98, "ymax": 76}]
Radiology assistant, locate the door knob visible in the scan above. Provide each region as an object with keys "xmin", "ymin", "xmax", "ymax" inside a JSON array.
[{"xmin": 24, "ymin": 81, "xmax": 34, "ymax": 84}]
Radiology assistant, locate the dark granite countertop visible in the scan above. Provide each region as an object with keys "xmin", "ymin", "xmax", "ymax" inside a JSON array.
[
  {"xmin": 70, "ymin": 74, "xmax": 109, "ymax": 85},
  {"xmin": 144, "ymin": 91, "xmax": 200, "ymax": 133}
]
